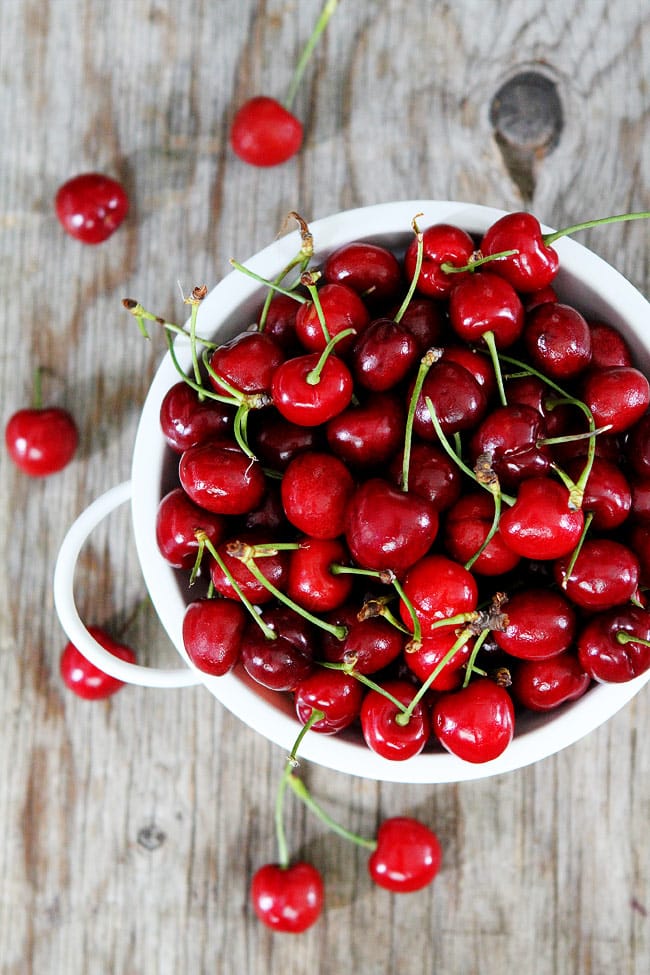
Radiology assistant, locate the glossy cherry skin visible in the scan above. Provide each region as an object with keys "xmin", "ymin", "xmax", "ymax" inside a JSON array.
[
  {"xmin": 294, "ymin": 283, "xmax": 370, "ymax": 353},
  {"xmin": 588, "ymin": 321, "xmax": 632, "ymax": 368},
  {"xmin": 230, "ymin": 96, "xmax": 303, "ymax": 167},
  {"xmin": 5, "ymin": 406, "xmax": 78, "ymax": 476},
  {"xmin": 443, "ymin": 492, "xmax": 521, "ymax": 576},
  {"xmin": 392, "ymin": 296, "xmax": 445, "ymax": 352},
  {"xmin": 625, "ymin": 414, "xmax": 650, "ymax": 478},
  {"xmin": 294, "ymin": 669, "xmax": 364, "ymax": 733},
  {"xmin": 55, "ymin": 172, "xmax": 129, "ymax": 243},
  {"xmin": 468, "ymin": 404, "xmax": 551, "ymax": 489},
  {"xmin": 411, "ymin": 360, "xmax": 487, "ymax": 439},
  {"xmin": 352, "ymin": 317, "xmax": 420, "ymax": 392},
  {"xmin": 250, "ymin": 862, "xmax": 323, "ymax": 933},
  {"xmin": 159, "ymin": 382, "xmax": 234, "ymax": 453},
  {"xmin": 511, "ymin": 654, "xmax": 591, "ymax": 711},
  {"xmin": 344, "ymin": 478, "xmax": 438, "ymax": 574},
  {"xmin": 323, "ymin": 241, "xmax": 403, "ymax": 306},
  {"xmin": 360, "ymin": 680, "xmax": 430, "ymax": 761},
  {"xmin": 576, "ymin": 607, "xmax": 650, "ymax": 683},
  {"xmin": 400, "ymin": 555, "xmax": 478, "ymax": 636},
  {"xmin": 60, "ymin": 627, "xmax": 135, "ymax": 699},
  {"xmin": 449, "ymin": 271, "xmax": 524, "ymax": 348},
  {"xmin": 405, "ymin": 628, "xmax": 474, "ymax": 690},
  {"xmin": 432, "ymin": 678, "xmax": 515, "ymax": 764},
  {"xmin": 499, "ymin": 477, "xmax": 584, "ymax": 561},
  {"xmin": 271, "ymin": 353, "xmax": 353, "ymax": 426},
  {"xmin": 581, "ymin": 366, "xmax": 650, "ymax": 435},
  {"xmin": 287, "ymin": 537, "xmax": 354, "ymax": 613},
  {"xmin": 493, "ymin": 588, "xmax": 576, "ymax": 660},
  {"xmin": 179, "ymin": 442, "xmax": 266, "ymax": 514},
  {"xmin": 208, "ymin": 330, "xmax": 284, "ymax": 396},
  {"xmin": 240, "ymin": 606, "xmax": 315, "ymax": 691},
  {"xmin": 320, "ymin": 606, "xmax": 405, "ymax": 675},
  {"xmin": 182, "ymin": 599, "xmax": 246, "ymax": 676},
  {"xmin": 503, "ymin": 374, "xmax": 570, "ymax": 438},
  {"xmin": 480, "ymin": 211, "xmax": 559, "ymax": 292},
  {"xmin": 281, "ymin": 450, "xmax": 355, "ymax": 538},
  {"xmin": 249, "ymin": 410, "xmax": 321, "ymax": 471},
  {"xmin": 554, "ymin": 539, "xmax": 639, "ymax": 611},
  {"xmin": 563, "ymin": 456, "xmax": 631, "ymax": 530},
  {"xmin": 326, "ymin": 392, "xmax": 405, "ymax": 470},
  {"xmin": 630, "ymin": 476, "xmax": 650, "ymax": 523},
  {"xmin": 259, "ymin": 293, "xmax": 300, "ymax": 350},
  {"xmin": 441, "ymin": 345, "xmax": 498, "ymax": 401},
  {"xmin": 524, "ymin": 302, "xmax": 592, "ymax": 380},
  {"xmin": 404, "ymin": 223, "xmax": 475, "ymax": 298},
  {"xmin": 155, "ymin": 487, "xmax": 226, "ymax": 569},
  {"xmin": 389, "ymin": 442, "xmax": 461, "ymax": 513},
  {"xmin": 368, "ymin": 817, "xmax": 442, "ymax": 893},
  {"xmin": 212, "ymin": 531, "xmax": 290, "ymax": 605}
]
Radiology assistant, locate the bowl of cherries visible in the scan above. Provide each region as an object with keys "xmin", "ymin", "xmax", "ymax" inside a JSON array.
[{"xmin": 54, "ymin": 200, "xmax": 650, "ymax": 784}]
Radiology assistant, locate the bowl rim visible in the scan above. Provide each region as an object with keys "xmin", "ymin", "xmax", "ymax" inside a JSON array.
[{"xmin": 130, "ymin": 199, "xmax": 650, "ymax": 783}]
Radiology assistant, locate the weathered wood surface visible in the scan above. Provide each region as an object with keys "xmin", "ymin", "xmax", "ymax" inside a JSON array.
[{"xmin": 0, "ymin": 1, "xmax": 649, "ymax": 972}]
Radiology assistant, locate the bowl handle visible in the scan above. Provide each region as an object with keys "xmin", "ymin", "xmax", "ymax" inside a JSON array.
[{"xmin": 53, "ymin": 480, "xmax": 202, "ymax": 689}]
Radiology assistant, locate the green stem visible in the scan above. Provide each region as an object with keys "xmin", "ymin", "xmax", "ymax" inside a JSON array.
[
  {"xmin": 284, "ymin": 0, "xmax": 340, "ymax": 110},
  {"xmin": 188, "ymin": 298, "xmax": 203, "ymax": 392},
  {"xmin": 543, "ymin": 211, "xmax": 650, "ymax": 247},
  {"xmin": 558, "ymin": 511, "xmax": 594, "ymax": 589},
  {"xmin": 394, "ymin": 216, "xmax": 424, "ymax": 323},
  {"xmin": 318, "ymin": 660, "xmax": 409, "ymax": 714},
  {"xmin": 286, "ymin": 774, "xmax": 377, "ymax": 851},
  {"xmin": 482, "ymin": 329, "xmax": 507, "ymax": 407},
  {"xmin": 199, "ymin": 535, "xmax": 277, "ymax": 641},
  {"xmin": 396, "ymin": 626, "xmax": 474, "ymax": 726},
  {"xmin": 391, "ymin": 575, "xmax": 422, "ymax": 645},
  {"xmin": 164, "ymin": 331, "xmax": 240, "ymax": 407},
  {"xmin": 461, "ymin": 628, "xmax": 492, "ymax": 688},
  {"xmin": 402, "ymin": 349, "xmax": 440, "ymax": 491},
  {"xmin": 275, "ymin": 708, "xmax": 325, "ymax": 868},
  {"xmin": 229, "ymin": 259, "xmax": 309, "ymax": 304},
  {"xmin": 464, "ymin": 488, "xmax": 502, "ymax": 572},
  {"xmin": 304, "ymin": 280, "xmax": 331, "ymax": 345},
  {"xmin": 440, "ymin": 248, "xmax": 519, "ymax": 274},
  {"xmin": 616, "ymin": 631, "xmax": 650, "ymax": 648},
  {"xmin": 306, "ymin": 328, "xmax": 356, "ymax": 385}
]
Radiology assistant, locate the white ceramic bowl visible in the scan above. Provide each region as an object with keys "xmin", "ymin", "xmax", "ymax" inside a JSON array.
[{"xmin": 54, "ymin": 200, "xmax": 650, "ymax": 783}]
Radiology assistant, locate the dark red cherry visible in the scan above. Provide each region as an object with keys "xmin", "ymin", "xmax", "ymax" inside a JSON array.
[
  {"xmin": 432, "ymin": 678, "xmax": 515, "ymax": 763},
  {"xmin": 503, "ymin": 374, "xmax": 571, "ymax": 438},
  {"xmin": 210, "ymin": 531, "xmax": 289, "ymax": 605},
  {"xmin": 630, "ymin": 476, "xmax": 650, "ymax": 524},
  {"xmin": 344, "ymin": 478, "xmax": 438, "ymax": 574},
  {"xmin": 469, "ymin": 404, "xmax": 551, "ymax": 489},
  {"xmin": 323, "ymin": 241, "xmax": 403, "ymax": 305},
  {"xmin": 5, "ymin": 405, "xmax": 78, "ymax": 476},
  {"xmin": 400, "ymin": 555, "xmax": 478, "ymax": 636},
  {"xmin": 581, "ymin": 366, "xmax": 650, "ymax": 435},
  {"xmin": 404, "ymin": 223, "xmax": 475, "ymax": 298},
  {"xmin": 230, "ymin": 96, "xmax": 303, "ymax": 167},
  {"xmin": 493, "ymin": 588, "xmax": 576, "ymax": 660},
  {"xmin": 271, "ymin": 353, "xmax": 353, "ymax": 426},
  {"xmin": 368, "ymin": 817, "xmax": 442, "ymax": 893},
  {"xmin": 576, "ymin": 606, "xmax": 650, "ymax": 683},
  {"xmin": 391, "ymin": 296, "xmax": 445, "ymax": 352},
  {"xmin": 294, "ymin": 282, "xmax": 370, "ymax": 353},
  {"xmin": 499, "ymin": 477, "xmax": 584, "ymax": 560},
  {"xmin": 159, "ymin": 382, "xmax": 234, "ymax": 453},
  {"xmin": 389, "ymin": 442, "xmax": 461, "ymax": 512},
  {"xmin": 443, "ymin": 492, "xmax": 521, "ymax": 576},
  {"xmin": 562, "ymin": 457, "xmax": 631, "ymax": 530},
  {"xmin": 320, "ymin": 606, "xmax": 404, "ymax": 675},
  {"xmin": 554, "ymin": 539, "xmax": 639, "ymax": 611},
  {"xmin": 524, "ymin": 284, "xmax": 557, "ymax": 311},
  {"xmin": 480, "ymin": 211, "xmax": 559, "ymax": 292},
  {"xmin": 441, "ymin": 345, "xmax": 498, "ymax": 401},
  {"xmin": 240, "ymin": 605, "xmax": 315, "ymax": 691},
  {"xmin": 325, "ymin": 392, "xmax": 405, "ymax": 470},
  {"xmin": 250, "ymin": 861, "xmax": 323, "ymax": 933},
  {"xmin": 259, "ymin": 293, "xmax": 300, "ymax": 350},
  {"xmin": 449, "ymin": 271, "xmax": 524, "ymax": 348},
  {"xmin": 182, "ymin": 599, "xmax": 246, "ymax": 676},
  {"xmin": 155, "ymin": 487, "xmax": 226, "ymax": 569},
  {"xmin": 524, "ymin": 302, "xmax": 592, "ymax": 380},
  {"xmin": 360, "ymin": 680, "xmax": 430, "ymax": 761},
  {"xmin": 55, "ymin": 172, "xmax": 129, "ymax": 243},
  {"xmin": 411, "ymin": 360, "xmax": 487, "ymax": 439},
  {"xmin": 60, "ymin": 627, "xmax": 136, "ymax": 699},
  {"xmin": 287, "ymin": 537, "xmax": 354, "ymax": 612},
  {"xmin": 625, "ymin": 414, "xmax": 650, "ymax": 478},
  {"xmin": 294, "ymin": 669, "xmax": 364, "ymax": 734},
  {"xmin": 588, "ymin": 321, "xmax": 632, "ymax": 368},
  {"xmin": 281, "ymin": 451, "xmax": 355, "ymax": 538},
  {"xmin": 179, "ymin": 442, "xmax": 266, "ymax": 515},
  {"xmin": 208, "ymin": 330, "xmax": 284, "ymax": 396},
  {"xmin": 511, "ymin": 654, "xmax": 591, "ymax": 711},
  {"xmin": 249, "ymin": 410, "xmax": 321, "ymax": 470},
  {"xmin": 351, "ymin": 318, "xmax": 419, "ymax": 391}
]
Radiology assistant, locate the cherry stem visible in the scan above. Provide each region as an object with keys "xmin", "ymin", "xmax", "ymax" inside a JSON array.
[
  {"xmin": 319, "ymin": 660, "xmax": 410, "ymax": 715},
  {"xmin": 543, "ymin": 211, "xmax": 650, "ymax": 247},
  {"xmin": 616, "ymin": 632, "xmax": 650, "ymax": 648},
  {"xmin": 228, "ymin": 544, "xmax": 348, "ymax": 641},
  {"xmin": 229, "ymin": 259, "xmax": 309, "ymax": 304},
  {"xmin": 425, "ymin": 397, "xmax": 515, "ymax": 506},
  {"xmin": 537, "ymin": 425, "xmax": 612, "ymax": 447},
  {"xmin": 303, "ymin": 274, "xmax": 331, "ymax": 345},
  {"xmin": 394, "ymin": 214, "xmax": 424, "ymax": 324},
  {"xmin": 464, "ymin": 480, "xmax": 502, "ymax": 572},
  {"xmin": 198, "ymin": 533, "xmax": 277, "ymax": 641},
  {"xmin": 306, "ymin": 327, "xmax": 356, "ymax": 385},
  {"xmin": 164, "ymin": 331, "xmax": 241, "ymax": 406},
  {"xmin": 461, "ymin": 628, "xmax": 492, "ymax": 688},
  {"xmin": 284, "ymin": 0, "xmax": 340, "ymax": 110},
  {"xmin": 286, "ymin": 773, "xmax": 377, "ymax": 851},
  {"xmin": 439, "ymin": 247, "xmax": 519, "ymax": 275},
  {"xmin": 558, "ymin": 511, "xmax": 594, "ymax": 589},
  {"xmin": 402, "ymin": 348, "xmax": 441, "ymax": 491},
  {"xmin": 275, "ymin": 708, "xmax": 325, "ymax": 868},
  {"xmin": 185, "ymin": 285, "xmax": 208, "ymax": 393},
  {"xmin": 391, "ymin": 576, "xmax": 422, "ymax": 646},
  {"xmin": 122, "ymin": 298, "xmax": 217, "ymax": 348},
  {"xmin": 258, "ymin": 213, "xmax": 314, "ymax": 332},
  {"xmin": 481, "ymin": 330, "xmax": 507, "ymax": 407},
  {"xmin": 396, "ymin": 626, "xmax": 475, "ymax": 726},
  {"xmin": 32, "ymin": 366, "xmax": 43, "ymax": 410},
  {"xmin": 358, "ymin": 596, "xmax": 411, "ymax": 634}
]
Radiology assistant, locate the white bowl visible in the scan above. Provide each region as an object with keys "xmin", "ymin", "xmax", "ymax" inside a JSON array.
[{"xmin": 55, "ymin": 200, "xmax": 650, "ymax": 783}]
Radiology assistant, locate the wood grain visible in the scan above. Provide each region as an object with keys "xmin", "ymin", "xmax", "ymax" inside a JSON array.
[{"xmin": 0, "ymin": 1, "xmax": 648, "ymax": 973}]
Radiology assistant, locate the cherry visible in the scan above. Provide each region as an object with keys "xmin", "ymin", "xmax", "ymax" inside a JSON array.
[
  {"xmin": 499, "ymin": 477, "xmax": 584, "ymax": 560},
  {"xmin": 479, "ymin": 211, "xmax": 559, "ymax": 292},
  {"xmin": 411, "ymin": 359, "xmax": 488, "ymax": 439},
  {"xmin": 6, "ymin": 404, "xmax": 78, "ymax": 476},
  {"xmin": 524, "ymin": 284, "xmax": 558, "ymax": 311},
  {"xmin": 562, "ymin": 456, "xmax": 631, "ymax": 530},
  {"xmin": 271, "ymin": 351, "xmax": 353, "ymax": 427},
  {"xmin": 625, "ymin": 414, "xmax": 650, "ymax": 478},
  {"xmin": 281, "ymin": 450, "xmax": 355, "ymax": 538},
  {"xmin": 493, "ymin": 588, "xmax": 576, "ymax": 660},
  {"xmin": 441, "ymin": 345, "xmax": 498, "ymax": 401},
  {"xmin": 448, "ymin": 270, "xmax": 524, "ymax": 348},
  {"xmin": 630, "ymin": 476, "xmax": 650, "ymax": 523},
  {"xmin": 510, "ymin": 653, "xmax": 591, "ymax": 711},
  {"xmin": 588, "ymin": 321, "xmax": 632, "ymax": 368},
  {"xmin": 244, "ymin": 482, "xmax": 288, "ymax": 533},
  {"xmin": 287, "ymin": 537, "xmax": 353, "ymax": 612},
  {"xmin": 524, "ymin": 302, "xmax": 592, "ymax": 380},
  {"xmin": 443, "ymin": 491, "xmax": 521, "ymax": 576},
  {"xmin": 389, "ymin": 442, "xmax": 461, "ymax": 512},
  {"xmin": 503, "ymin": 374, "xmax": 570, "ymax": 438},
  {"xmin": 60, "ymin": 627, "xmax": 136, "ymax": 699},
  {"xmin": 208, "ymin": 330, "xmax": 284, "ymax": 396},
  {"xmin": 182, "ymin": 599, "xmax": 246, "ymax": 676},
  {"xmin": 432, "ymin": 678, "xmax": 515, "ymax": 764},
  {"xmin": 323, "ymin": 241, "xmax": 403, "ymax": 306},
  {"xmin": 576, "ymin": 606, "xmax": 650, "ymax": 683},
  {"xmin": 240, "ymin": 606, "xmax": 315, "ymax": 691},
  {"xmin": 258, "ymin": 293, "xmax": 300, "ymax": 350},
  {"xmin": 210, "ymin": 531, "xmax": 290, "ymax": 605},
  {"xmin": 352, "ymin": 317, "xmax": 419, "ymax": 392},
  {"xmin": 468, "ymin": 404, "xmax": 551, "ymax": 489},
  {"xmin": 368, "ymin": 817, "xmax": 442, "ymax": 893},
  {"xmin": 400, "ymin": 555, "xmax": 478, "ymax": 636},
  {"xmin": 159, "ymin": 381, "xmax": 234, "ymax": 453},
  {"xmin": 404, "ymin": 223, "xmax": 475, "ymax": 298},
  {"xmin": 320, "ymin": 606, "xmax": 405, "ymax": 675},
  {"xmin": 250, "ymin": 861, "xmax": 324, "ymax": 932},
  {"xmin": 344, "ymin": 478, "xmax": 438, "ymax": 574},
  {"xmin": 294, "ymin": 282, "xmax": 370, "ymax": 353},
  {"xmin": 155, "ymin": 487, "xmax": 226, "ymax": 569},
  {"xmin": 391, "ymin": 296, "xmax": 445, "ymax": 352},
  {"xmin": 360, "ymin": 680, "xmax": 431, "ymax": 761},
  {"xmin": 54, "ymin": 172, "xmax": 129, "ymax": 243},
  {"xmin": 581, "ymin": 366, "xmax": 650, "ymax": 435},
  {"xmin": 249, "ymin": 410, "xmax": 321, "ymax": 470},
  {"xmin": 294, "ymin": 669, "xmax": 364, "ymax": 734},
  {"xmin": 179, "ymin": 441, "xmax": 266, "ymax": 515},
  {"xmin": 230, "ymin": 97, "xmax": 303, "ymax": 167},
  {"xmin": 405, "ymin": 628, "xmax": 474, "ymax": 690},
  {"xmin": 325, "ymin": 392, "xmax": 405, "ymax": 470},
  {"xmin": 554, "ymin": 539, "xmax": 639, "ymax": 611}
]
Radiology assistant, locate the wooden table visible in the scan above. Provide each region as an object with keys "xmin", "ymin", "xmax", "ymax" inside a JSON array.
[{"xmin": 1, "ymin": 1, "xmax": 648, "ymax": 972}]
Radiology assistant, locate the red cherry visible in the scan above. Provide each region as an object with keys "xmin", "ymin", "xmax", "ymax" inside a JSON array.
[
  {"xmin": 208, "ymin": 330, "xmax": 284, "ymax": 396},
  {"xmin": 400, "ymin": 555, "xmax": 478, "ymax": 636},
  {"xmin": 320, "ymin": 606, "xmax": 405, "ymax": 675},
  {"xmin": 250, "ymin": 410, "xmax": 321, "ymax": 471},
  {"xmin": 404, "ymin": 223, "xmax": 475, "ymax": 298},
  {"xmin": 405, "ymin": 628, "xmax": 474, "ymax": 690},
  {"xmin": 294, "ymin": 282, "xmax": 370, "ymax": 353},
  {"xmin": 159, "ymin": 382, "xmax": 234, "ymax": 453},
  {"xmin": 294, "ymin": 669, "xmax": 364, "ymax": 734},
  {"xmin": 554, "ymin": 539, "xmax": 639, "ymax": 611},
  {"xmin": 182, "ymin": 599, "xmax": 246, "ymax": 676},
  {"xmin": 468, "ymin": 404, "xmax": 551, "ymax": 490},
  {"xmin": 499, "ymin": 477, "xmax": 584, "ymax": 560},
  {"xmin": 323, "ymin": 241, "xmax": 403, "ymax": 306},
  {"xmin": 240, "ymin": 606, "xmax": 315, "ymax": 692},
  {"xmin": 511, "ymin": 654, "xmax": 591, "ymax": 711},
  {"xmin": 392, "ymin": 296, "xmax": 445, "ymax": 352},
  {"xmin": 576, "ymin": 607, "xmax": 650, "ymax": 683},
  {"xmin": 60, "ymin": 627, "xmax": 135, "ymax": 699},
  {"xmin": 443, "ymin": 491, "xmax": 521, "ymax": 576},
  {"xmin": 259, "ymin": 294, "xmax": 300, "ymax": 350},
  {"xmin": 325, "ymin": 392, "xmax": 405, "ymax": 470},
  {"xmin": 389, "ymin": 442, "xmax": 461, "ymax": 512},
  {"xmin": 432, "ymin": 678, "xmax": 515, "ymax": 764},
  {"xmin": 250, "ymin": 861, "xmax": 323, "ymax": 933},
  {"xmin": 588, "ymin": 321, "xmax": 632, "ymax": 368},
  {"xmin": 625, "ymin": 414, "xmax": 650, "ymax": 478},
  {"xmin": 155, "ymin": 487, "xmax": 226, "ymax": 569},
  {"xmin": 351, "ymin": 317, "xmax": 419, "ymax": 392},
  {"xmin": 230, "ymin": 97, "xmax": 303, "ymax": 167},
  {"xmin": 480, "ymin": 211, "xmax": 559, "ymax": 292},
  {"xmin": 449, "ymin": 271, "xmax": 524, "ymax": 348},
  {"xmin": 493, "ymin": 588, "xmax": 576, "ymax": 660},
  {"xmin": 368, "ymin": 817, "xmax": 442, "ymax": 893},
  {"xmin": 563, "ymin": 456, "xmax": 631, "ymax": 530},
  {"xmin": 55, "ymin": 172, "xmax": 129, "ymax": 243},
  {"xmin": 179, "ymin": 442, "xmax": 266, "ymax": 515},
  {"xmin": 271, "ymin": 353, "xmax": 353, "ymax": 427},
  {"xmin": 524, "ymin": 302, "xmax": 592, "ymax": 380},
  {"xmin": 287, "ymin": 537, "xmax": 353, "ymax": 613},
  {"xmin": 441, "ymin": 344, "xmax": 498, "ymax": 401},
  {"xmin": 6, "ymin": 405, "xmax": 78, "ymax": 476},
  {"xmin": 210, "ymin": 530, "xmax": 290, "ymax": 605},
  {"xmin": 360, "ymin": 680, "xmax": 430, "ymax": 761},
  {"xmin": 411, "ymin": 360, "xmax": 487, "ymax": 439},
  {"xmin": 281, "ymin": 451, "xmax": 355, "ymax": 538},
  {"xmin": 581, "ymin": 366, "xmax": 650, "ymax": 435}
]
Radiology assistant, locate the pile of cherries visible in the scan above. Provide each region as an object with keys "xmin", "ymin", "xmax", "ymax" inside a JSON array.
[{"xmin": 147, "ymin": 207, "xmax": 650, "ymax": 777}]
